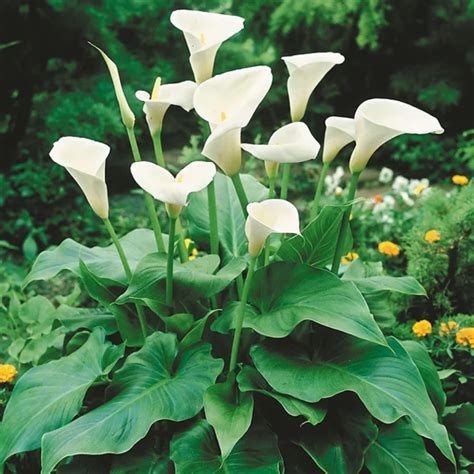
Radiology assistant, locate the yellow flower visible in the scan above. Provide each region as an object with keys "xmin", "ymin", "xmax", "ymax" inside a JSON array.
[
  {"xmin": 412, "ymin": 320, "xmax": 432, "ymax": 337},
  {"xmin": 341, "ymin": 252, "xmax": 359, "ymax": 265},
  {"xmin": 424, "ymin": 229, "xmax": 441, "ymax": 243},
  {"xmin": 439, "ymin": 320, "xmax": 459, "ymax": 336},
  {"xmin": 378, "ymin": 241, "xmax": 400, "ymax": 257},
  {"xmin": 455, "ymin": 327, "xmax": 474, "ymax": 348},
  {"xmin": 414, "ymin": 184, "xmax": 427, "ymax": 196},
  {"xmin": 184, "ymin": 238, "xmax": 192, "ymax": 248},
  {"xmin": 0, "ymin": 364, "xmax": 17, "ymax": 383},
  {"xmin": 189, "ymin": 248, "xmax": 199, "ymax": 261},
  {"xmin": 452, "ymin": 175, "xmax": 469, "ymax": 186}
]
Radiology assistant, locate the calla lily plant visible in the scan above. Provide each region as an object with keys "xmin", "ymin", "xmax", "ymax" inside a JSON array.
[{"xmin": 8, "ymin": 9, "xmax": 456, "ymax": 474}]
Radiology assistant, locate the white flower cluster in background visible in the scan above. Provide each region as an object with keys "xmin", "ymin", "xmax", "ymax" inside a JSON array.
[{"xmin": 324, "ymin": 166, "xmax": 345, "ymax": 195}]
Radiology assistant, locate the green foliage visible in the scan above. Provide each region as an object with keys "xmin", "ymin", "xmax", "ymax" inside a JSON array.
[{"xmin": 404, "ymin": 185, "xmax": 474, "ymax": 317}]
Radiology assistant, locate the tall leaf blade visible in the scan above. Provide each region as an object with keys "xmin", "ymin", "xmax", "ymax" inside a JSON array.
[
  {"xmin": 0, "ymin": 329, "xmax": 121, "ymax": 465},
  {"xmin": 41, "ymin": 332, "xmax": 223, "ymax": 474},
  {"xmin": 277, "ymin": 205, "xmax": 353, "ymax": 268},
  {"xmin": 212, "ymin": 262, "xmax": 386, "ymax": 346},
  {"xmin": 251, "ymin": 334, "xmax": 454, "ymax": 464},
  {"xmin": 24, "ymin": 229, "xmax": 162, "ymax": 287}
]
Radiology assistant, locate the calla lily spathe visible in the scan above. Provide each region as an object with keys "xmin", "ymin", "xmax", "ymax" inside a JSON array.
[
  {"xmin": 194, "ymin": 66, "xmax": 273, "ymax": 176},
  {"xmin": 170, "ymin": 9, "xmax": 244, "ymax": 84},
  {"xmin": 90, "ymin": 43, "xmax": 135, "ymax": 130},
  {"xmin": 322, "ymin": 116, "xmax": 355, "ymax": 163},
  {"xmin": 242, "ymin": 122, "xmax": 320, "ymax": 165},
  {"xmin": 245, "ymin": 199, "xmax": 300, "ymax": 257},
  {"xmin": 131, "ymin": 161, "xmax": 216, "ymax": 216},
  {"xmin": 282, "ymin": 52, "xmax": 344, "ymax": 122},
  {"xmin": 135, "ymin": 79, "xmax": 196, "ymax": 136},
  {"xmin": 50, "ymin": 137, "xmax": 110, "ymax": 219},
  {"xmin": 349, "ymin": 99, "xmax": 444, "ymax": 173}
]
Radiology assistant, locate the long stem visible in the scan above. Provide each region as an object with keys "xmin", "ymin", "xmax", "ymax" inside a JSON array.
[
  {"xmin": 103, "ymin": 218, "xmax": 147, "ymax": 339},
  {"xmin": 230, "ymin": 173, "xmax": 249, "ymax": 217},
  {"xmin": 166, "ymin": 217, "xmax": 177, "ymax": 307},
  {"xmin": 310, "ymin": 161, "xmax": 330, "ymax": 220},
  {"xmin": 103, "ymin": 218, "xmax": 132, "ymax": 280},
  {"xmin": 280, "ymin": 163, "xmax": 291, "ymax": 200},
  {"xmin": 176, "ymin": 218, "xmax": 188, "ymax": 263},
  {"xmin": 229, "ymin": 256, "xmax": 257, "ymax": 373},
  {"xmin": 263, "ymin": 176, "xmax": 277, "ymax": 266},
  {"xmin": 143, "ymin": 194, "xmax": 166, "ymax": 252},
  {"xmin": 152, "ymin": 130, "xmax": 166, "ymax": 168},
  {"xmin": 126, "ymin": 127, "xmax": 166, "ymax": 253},
  {"xmin": 330, "ymin": 172, "xmax": 361, "ymax": 274},
  {"xmin": 207, "ymin": 180, "xmax": 219, "ymax": 255}
]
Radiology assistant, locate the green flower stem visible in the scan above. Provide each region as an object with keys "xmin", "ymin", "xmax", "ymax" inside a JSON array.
[
  {"xmin": 103, "ymin": 218, "xmax": 132, "ymax": 280},
  {"xmin": 310, "ymin": 161, "xmax": 331, "ymax": 220},
  {"xmin": 152, "ymin": 130, "xmax": 166, "ymax": 168},
  {"xmin": 143, "ymin": 194, "xmax": 166, "ymax": 253},
  {"xmin": 229, "ymin": 255, "xmax": 257, "ymax": 373},
  {"xmin": 230, "ymin": 173, "xmax": 249, "ymax": 217},
  {"xmin": 126, "ymin": 127, "xmax": 165, "ymax": 253},
  {"xmin": 280, "ymin": 163, "xmax": 291, "ymax": 200},
  {"xmin": 268, "ymin": 175, "xmax": 276, "ymax": 198},
  {"xmin": 207, "ymin": 180, "xmax": 219, "ymax": 255},
  {"xmin": 262, "ymin": 176, "xmax": 277, "ymax": 266},
  {"xmin": 166, "ymin": 217, "xmax": 177, "ymax": 307},
  {"xmin": 103, "ymin": 218, "xmax": 147, "ymax": 339},
  {"xmin": 176, "ymin": 218, "xmax": 188, "ymax": 263},
  {"xmin": 330, "ymin": 171, "xmax": 361, "ymax": 274}
]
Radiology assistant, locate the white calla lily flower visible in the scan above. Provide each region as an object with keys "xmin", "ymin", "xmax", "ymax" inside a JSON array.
[
  {"xmin": 171, "ymin": 9, "xmax": 244, "ymax": 84},
  {"xmin": 135, "ymin": 78, "xmax": 196, "ymax": 136},
  {"xmin": 322, "ymin": 116, "xmax": 355, "ymax": 163},
  {"xmin": 90, "ymin": 43, "xmax": 135, "ymax": 130},
  {"xmin": 131, "ymin": 161, "xmax": 216, "ymax": 217},
  {"xmin": 282, "ymin": 52, "xmax": 344, "ymax": 122},
  {"xmin": 245, "ymin": 199, "xmax": 300, "ymax": 257},
  {"xmin": 242, "ymin": 122, "xmax": 320, "ymax": 165},
  {"xmin": 349, "ymin": 99, "xmax": 444, "ymax": 173},
  {"xmin": 50, "ymin": 137, "xmax": 110, "ymax": 219},
  {"xmin": 194, "ymin": 66, "xmax": 273, "ymax": 176}
]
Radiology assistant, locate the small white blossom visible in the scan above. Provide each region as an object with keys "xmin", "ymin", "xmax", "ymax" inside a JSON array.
[
  {"xmin": 392, "ymin": 176, "xmax": 409, "ymax": 193},
  {"xmin": 379, "ymin": 167, "xmax": 394, "ymax": 184}
]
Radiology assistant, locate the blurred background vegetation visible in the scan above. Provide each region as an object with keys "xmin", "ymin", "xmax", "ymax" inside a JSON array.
[{"xmin": 1, "ymin": 0, "xmax": 473, "ymax": 250}]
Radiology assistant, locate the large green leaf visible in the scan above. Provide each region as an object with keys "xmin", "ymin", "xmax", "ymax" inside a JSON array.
[
  {"xmin": 401, "ymin": 340, "xmax": 445, "ymax": 415},
  {"xmin": 237, "ymin": 366, "xmax": 327, "ymax": 426},
  {"xmin": 186, "ymin": 173, "xmax": 268, "ymax": 261},
  {"xmin": 79, "ymin": 261, "xmax": 143, "ymax": 346},
  {"xmin": 170, "ymin": 420, "xmax": 282, "ymax": 473},
  {"xmin": 342, "ymin": 259, "xmax": 426, "ymax": 296},
  {"xmin": 342, "ymin": 259, "xmax": 426, "ymax": 329},
  {"xmin": 251, "ymin": 335, "xmax": 454, "ymax": 463},
  {"xmin": 41, "ymin": 332, "xmax": 223, "ymax": 474},
  {"xmin": 365, "ymin": 419, "xmax": 439, "ymax": 474},
  {"xmin": 55, "ymin": 305, "xmax": 117, "ymax": 335},
  {"xmin": 204, "ymin": 378, "xmax": 254, "ymax": 460},
  {"xmin": 296, "ymin": 399, "xmax": 378, "ymax": 474},
  {"xmin": 24, "ymin": 229, "xmax": 162, "ymax": 287},
  {"xmin": 212, "ymin": 262, "xmax": 386, "ymax": 346},
  {"xmin": 117, "ymin": 254, "xmax": 246, "ymax": 304},
  {"xmin": 278, "ymin": 205, "xmax": 353, "ymax": 268},
  {"xmin": 0, "ymin": 330, "xmax": 122, "ymax": 465}
]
